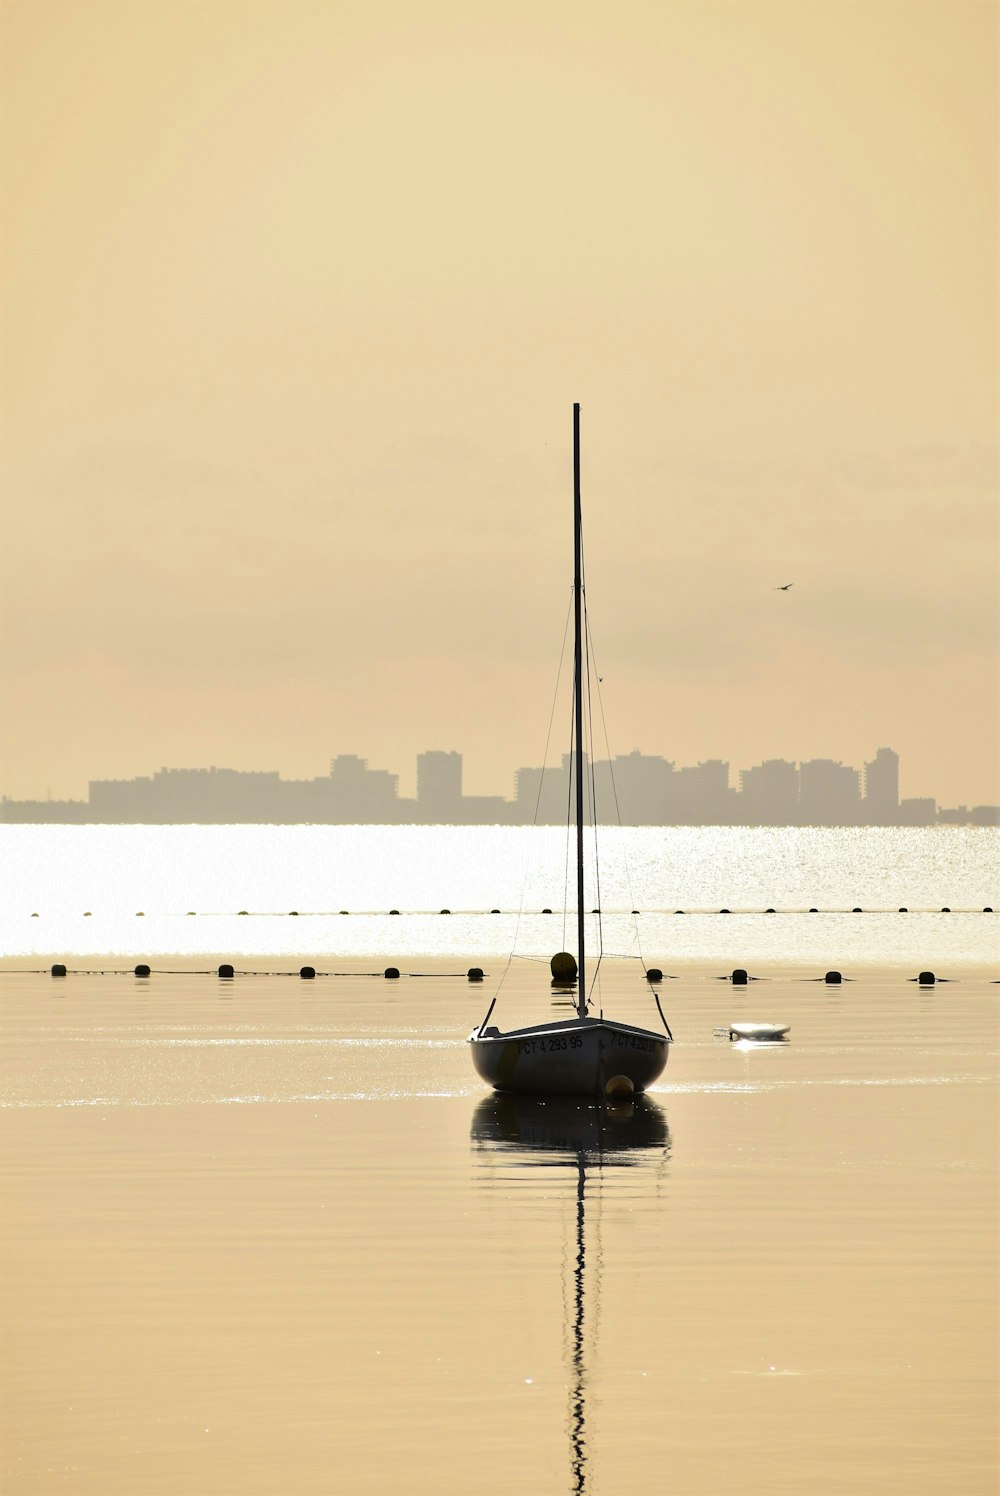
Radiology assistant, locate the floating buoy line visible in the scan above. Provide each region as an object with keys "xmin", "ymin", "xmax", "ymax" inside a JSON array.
[
  {"xmin": 27, "ymin": 964, "xmax": 492, "ymax": 980},
  {"xmin": 19, "ymin": 905, "xmax": 996, "ymax": 919},
  {"xmin": 0, "ymin": 963, "xmax": 979, "ymax": 986}
]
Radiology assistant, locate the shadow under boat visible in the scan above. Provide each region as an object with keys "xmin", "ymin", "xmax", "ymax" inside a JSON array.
[
  {"xmin": 471, "ymin": 1093, "xmax": 670, "ymax": 1494},
  {"xmin": 471, "ymin": 1091, "xmax": 670, "ymax": 1163}
]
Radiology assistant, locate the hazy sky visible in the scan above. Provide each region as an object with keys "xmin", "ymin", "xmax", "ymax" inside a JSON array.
[{"xmin": 2, "ymin": 0, "xmax": 997, "ymax": 806}]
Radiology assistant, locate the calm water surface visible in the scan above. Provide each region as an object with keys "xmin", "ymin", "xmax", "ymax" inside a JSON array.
[{"xmin": 1, "ymin": 958, "xmax": 996, "ymax": 1494}]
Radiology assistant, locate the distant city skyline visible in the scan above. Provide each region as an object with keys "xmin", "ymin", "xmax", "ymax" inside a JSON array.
[{"xmin": 2, "ymin": 745, "xmax": 997, "ymax": 827}]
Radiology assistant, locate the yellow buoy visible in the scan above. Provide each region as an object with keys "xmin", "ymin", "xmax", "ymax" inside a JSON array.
[{"xmin": 550, "ymin": 951, "xmax": 578, "ymax": 982}]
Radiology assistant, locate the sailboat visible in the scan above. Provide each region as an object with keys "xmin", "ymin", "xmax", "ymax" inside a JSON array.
[{"xmin": 469, "ymin": 405, "xmax": 672, "ymax": 1098}]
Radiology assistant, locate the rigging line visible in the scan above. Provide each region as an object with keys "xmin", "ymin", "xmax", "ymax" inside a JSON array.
[
  {"xmin": 584, "ymin": 601, "xmax": 602, "ymax": 947},
  {"xmin": 563, "ymin": 679, "xmax": 576, "ymax": 955},
  {"xmin": 581, "ymin": 579, "xmax": 604, "ymax": 1014},
  {"xmin": 482, "ymin": 588, "xmax": 574, "ymax": 1026},
  {"xmin": 584, "ymin": 609, "xmax": 648, "ymax": 974}
]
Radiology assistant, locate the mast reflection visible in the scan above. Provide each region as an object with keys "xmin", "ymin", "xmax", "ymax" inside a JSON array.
[{"xmin": 471, "ymin": 1094, "xmax": 670, "ymax": 1494}]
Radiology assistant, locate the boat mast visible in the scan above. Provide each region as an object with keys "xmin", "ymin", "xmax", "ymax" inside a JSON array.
[{"xmin": 573, "ymin": 402, "xmax": 586, "ymax": 1017}]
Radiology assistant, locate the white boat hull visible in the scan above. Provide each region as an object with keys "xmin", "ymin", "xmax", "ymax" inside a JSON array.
[
  {"xmin": 469, "ymin": 1016, "xmax": 669, "ymax": 1098},
  {"xmin": 728, "ymin": 1021, "xmax": 790, "ymax": 1042}
]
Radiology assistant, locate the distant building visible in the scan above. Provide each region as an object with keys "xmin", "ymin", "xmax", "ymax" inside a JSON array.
[
  {"xmin": 898, "ymin": 797, "xmax": 936, "ymax": 826},
  {"xmin": 417, "ymin": 751, "xmax": 462, "ymax": 822},
  {"xmin": 327, "ymin": 755, "xmax": 399, "ymax": 822},
  {"xmin": 452, "ymin": 796, "xmax": 515, "ymax": 825},
  {"xmin": 87, "ymin": 775, "xmax": 153, "ymax": 821},
  {"xmin": 740, "ymin": 759, "xmax": 799, "ymax": 825},
  {"xmin": 88, "ymin": 767, "xmax": 282, "ymax": 823},
  {"xmin": 0, "ymin": 797, "xmax": 88, "ymax": 823},
  {"xmin": 516, "ymin": 751, "xmax": 673, "ymax": 826},
  {"xmin": 937, "ymin": 803, "xmax": 1000, "ymax": 826},
  {"xmin": 799, "ymin": 759, "xmax": 861, "ymax": 825},
  {"xmin": 671, "ymin": 759, "xmax": 732, "ymax": 824},
  {"xmin": 863, "ymin": 747, "xmax": 899, "ymax": 824},
  {"xmin": 515, "ymin": 753, "xmax": 588, "ymax": 825},
  {"xmin": 592, "ymin": 750, "xmax": 674, "ymax": 825},
  {"xmin": 514, "ymin": 763, "xmax": 546, "ymax": 820}
]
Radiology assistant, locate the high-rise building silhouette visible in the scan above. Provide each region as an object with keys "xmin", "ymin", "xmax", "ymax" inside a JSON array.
[
  {"xmin": 799, "ymin": 759, "xmax": 861, "ymax": 825},
  {"xmin": 328, "ymin": 755, "xmax": 399, "ymax": 821},
  {"xmin": 671, "ymin": 759, "xmax": 732, "ymax": 824},
  {"xmin": 740, "ymin": 759, "xmax": 799, "ymax": 824},
  {"xmin": 515, "ymin": 753, "xmax": 583, "ymax": 824},
  {"xmin": 863, "ymin": 747, "xmax": 900, "ymax": 824},
  {"xmin": 417, "ymin": 751, "xmax": 462, "ymax": 821},
  {"xmin": 592, "ymin": 751, "xmax": 674, "ymax": 825}
]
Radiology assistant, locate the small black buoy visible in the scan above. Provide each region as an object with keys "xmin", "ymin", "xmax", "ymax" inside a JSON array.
[
  {"xmin": 631, "ymin": 909, "xmax": 640, "ymax": 915},
  {"xmin": 985, "ymin": 907, "xmax": 994, "ymax": 913},
  {"xmin": 238, "ymin": 910, "xmax": 249, "ymax": 916},
  {"xmin": 467, "ymin": 967, "xmax": 484, "ymax": 982},
  {"xmin": 542, "ymin": 908, "xmax": 552, "ymax": 914},
  {"xmin": 719, "ymin": 908, "xmax": 730, "ymax": 914},
  {"xmin": 187, "ymin": 911, "xmax": 196, "ymax": 917},
  {"xmin": 809, "ymin": 907, "xmax": 818, "ymax": 913},
  {"xmin": 83, "ymin": 912, "xmax": 91, "ymax": 917},
  {"xmin": 289, "ymin": 911, "xmax": 299, "ymax": 917},
  {"xmin": 898, "ymin": 907, "xmax": 908, "ymax": 913},
  {"xmin": 134, "ymin": 964, "xmax": 151, "ymax": 977},
  {"xmin": 440, "ymin": 908, "xmax": 451, "ymax": 915},
  {"xmin": 731, "ymin": 968, "xmax": 749, "ymax": 985},
  {"xmin": 384, "ymin": 967, "xmax": 400, "ymax": 979},
  {"xmin": 765, "ymin": 907, "xmax": 775, "ymax": 914},
  {"xmin": 136, "ymin": 912, "xmax": 145, "ymax": 918},
  {"xmin": 824, "ymin": 970, "xmax": 842, "ymax": 985},
  {"xmin": 550, "ymin": 951, "xmax": 578, "ymax": 982},
  {"xmin": 940, "ymin": 907, "xmax": 950, "ymax": 913},
  {"xmin": 340, "ymin": 910, "xmax": 349, "ymax": 915},
  {"xmin": 389, "ymin": 909, "xmax": 400, "ymax": 916},
  {"xmin": 51, "ymin": 963, "xmax": 67, "ymax": 977},
  {"xmin": 591, "ymin": 907, "xmax": 600, "ymax": 914},
  {"xmin": 491, "ymin": 908, "xmax": 501, "ymax": 914},
  {"xmin": 917, "ymin": 970, "xmax": 936, "ymax": 985},
  {"xmin": 645, "ymin": 967, "xmax": 663, "ymax": 983},
  {"xmin": 853, "ymin": 907, "xmax": 863, "ymax": 913},
  {"xmin": 218, "ymin": 964, "xmax": 235, "ymax": 979},
  {"xmin": 300, "ymin": 966, "xmax": 316, "ymax": 980},
  {"xmin": 31, "ymin": 912, "xmax": 39, "ymax": 917},
  {"xmin": 674, "ymin": 909, "xmax": 685, "ymax": 915}
]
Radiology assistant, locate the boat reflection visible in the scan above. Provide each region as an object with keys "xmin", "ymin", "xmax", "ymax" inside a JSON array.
[
  {"xmin": 471, "ymin": 1094, "xmax": 670, "ymax": 1493},
  {"xmin": 471, "ymin": 1092, "xmax": 669, "ymax": 1162}
]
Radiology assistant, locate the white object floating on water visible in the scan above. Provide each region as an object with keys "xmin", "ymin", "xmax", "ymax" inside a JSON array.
[{"xmin": 728, "ymin": 1021, "xmax": 790, "ymax": 1042}]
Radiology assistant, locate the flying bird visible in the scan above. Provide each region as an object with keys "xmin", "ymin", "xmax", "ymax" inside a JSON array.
[{"xmin": 774, "ymin": 582, "xmax": 794, "ymax": 591}]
